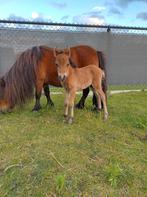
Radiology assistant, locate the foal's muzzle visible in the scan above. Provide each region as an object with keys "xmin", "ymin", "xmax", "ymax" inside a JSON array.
[{"xmin": 58, "ymin": 74, "xmax": 67, "ymax": 81}]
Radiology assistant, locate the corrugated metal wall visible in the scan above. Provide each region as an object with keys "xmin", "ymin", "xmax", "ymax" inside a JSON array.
[{"xmin": 0, "ymin": 27, "xmax": 147, "ymax": 85}]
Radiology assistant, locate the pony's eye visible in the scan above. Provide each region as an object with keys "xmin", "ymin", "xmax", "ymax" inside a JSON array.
[{"xmin": 55, "ymin": 63, "xmax": 59, "ymax": 67}]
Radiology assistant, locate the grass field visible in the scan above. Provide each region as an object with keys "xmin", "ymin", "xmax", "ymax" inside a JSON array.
[{"xmin": 0, "ymin": 92, "xmax": 147, "ymax": 197}]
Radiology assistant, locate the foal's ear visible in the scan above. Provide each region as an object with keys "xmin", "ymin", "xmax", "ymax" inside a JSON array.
[
  {"xmin": 0, "ymin": 77, "xmax": 5, "ymax": 87},
  {"xmin": 53, "ymin": 48, "xmax": 64, "ymax": 57},
  {"xmin": 53, "ymin": 48, "xmax": 57, "ymax": 57},
  {"xmin": 64, "ymin": 47, "xmax": 71, "ymax": 58}
]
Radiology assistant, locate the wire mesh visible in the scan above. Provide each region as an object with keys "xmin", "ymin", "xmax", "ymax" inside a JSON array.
[{"xmin": 0, "ymin": 20, "xmax": 147, "ymax": 89}]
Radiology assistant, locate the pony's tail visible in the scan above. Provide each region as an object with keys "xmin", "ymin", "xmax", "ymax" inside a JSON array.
[
  {"xmin": 102, "ymin": 70, "xmax": 105, "ymax": 79},
  {"xmin": 5, "ymin": 46, "xmax": 43, "ymax": 107},
  {"xmin": 97, "ymin": 51, "xmax": 107, "ymax": 95}
]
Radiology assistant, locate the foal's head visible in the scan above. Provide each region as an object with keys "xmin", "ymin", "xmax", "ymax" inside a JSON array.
[{"xmin": 54, "ymin": 48, "xmax": 71, "ymax": 81}]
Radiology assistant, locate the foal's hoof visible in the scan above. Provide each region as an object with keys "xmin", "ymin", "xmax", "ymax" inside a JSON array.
[
  {"xmin": 75, "ymin": 103, "xmax": 84, "ymax": 109},
  {"xmin": 63, "ymin": 116, "xmax": 74, "ymax": 124},
  {"xmin": 67, "ymin": 117, "xmax": 74, "ymax": 124},
  {"xmin": 63, "ymin": 115, "xmax": 68, "ymax": 123},
  {"xmin": 104, "ymin": 113, "xmax": 108, "ymax": 120},
  {"xmin": 92, "ymin": 106, "xmax": 98, "ymax": 111}
]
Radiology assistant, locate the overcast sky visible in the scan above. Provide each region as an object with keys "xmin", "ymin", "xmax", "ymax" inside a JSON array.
[{"xmin": 0, "ymin": 0, "xmax": 147, "ymax": 26}]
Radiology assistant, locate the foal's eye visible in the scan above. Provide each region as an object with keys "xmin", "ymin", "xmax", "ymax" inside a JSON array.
[{"xmin": 55, "ymin": 63, "xmax": 59, "ymax": 67}]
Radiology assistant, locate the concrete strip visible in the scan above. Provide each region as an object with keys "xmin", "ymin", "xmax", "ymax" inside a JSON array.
[{"xmin": 50, "ymin": 89, "xmax": 147, "ymax": 96}]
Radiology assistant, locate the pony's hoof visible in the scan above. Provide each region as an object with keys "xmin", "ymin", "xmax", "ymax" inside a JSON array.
[
  {"xmin": 91, "ymin": 106, "xmax": 99, "ymax": 112},
  {"xmin": 0, "ymin": 108, "xmax": 11, "ymax": 114},
  {"xmin": 0, "ymin": 110, "xmax": 6, "ymax": 114},
  {"xmin": 32, "ymin": 106, "xmax": 42, "ymax": 112},
  {"xmin": 47, "ymin": 101, "xmax": 54, "ymax": 107},
  {"xmin": 75, "ymin": 103, "xmax": 84, "ymax": 109}
]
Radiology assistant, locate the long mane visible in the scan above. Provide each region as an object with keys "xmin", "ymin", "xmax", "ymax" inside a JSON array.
[{"xmin": 3, "ymin": 46, "xmax": 44, "ymax": 107}]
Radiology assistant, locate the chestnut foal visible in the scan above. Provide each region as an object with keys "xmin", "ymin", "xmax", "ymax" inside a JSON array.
[{"xmin": 54, "ymin": 48, "xmax": 108, "ymax": 124}]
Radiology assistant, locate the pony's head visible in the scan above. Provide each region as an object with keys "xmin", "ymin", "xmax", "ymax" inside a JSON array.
[
  {"xmin": 54, "ymin": 48, "xmax": 71, "ymax": 82},
  {"xmin": 0, "ymin": 77, "xmax": 5, "ymax": 100}
]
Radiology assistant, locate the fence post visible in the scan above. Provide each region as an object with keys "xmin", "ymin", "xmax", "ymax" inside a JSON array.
[{"xmin": 106, "ymin": 26, "xmax": 112, "ymax": 85}]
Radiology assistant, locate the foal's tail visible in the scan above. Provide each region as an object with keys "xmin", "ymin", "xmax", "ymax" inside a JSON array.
[
  {"xmin": 97, "ymin": 51, "xmax": 107, "ymax": 95},
  {"xmin": 4, "ymin": 46, "xmax": 43, "ymax": 107}
]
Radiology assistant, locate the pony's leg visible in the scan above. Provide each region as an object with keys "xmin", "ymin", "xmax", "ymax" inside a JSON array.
[
  {"xmin": 92, "ymin": 89, "xmax": 102, "ymax": 112},
  {"xmin": 94, "ymin": 92, "xmax": 107, "ymax": 111},
  {"xmin": 75, "ymin": 87, "xmax": 89, "ymax": 109},
  {"xmin": 43, "ymin": 85, "xmax": 54, "ymax": 106},
  {"xmin": 67, "ymin": 90, "xmax": 76, "ymax": 124},
  {"xmin": 92, "ymin": 94, "xmax": 97, "ymax": 109},
  {"xmin": 32, "ymin": 91, "xmax": 42, "ymax": 111},
  {"xmin": 32, "ymin": 80, "xmax": 44, "ymax": 111},
  {"xmin": 102, "ymin": 78, "xmax": 107, "ymax": 100},
  {"xmin": 91, "ymin": 83, "xmax": 102, "ymax": 110}
]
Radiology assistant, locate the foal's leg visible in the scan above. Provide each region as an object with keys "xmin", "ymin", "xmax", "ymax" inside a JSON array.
[
  {"xmin": 98, "ymin": 93, "xmax": 102, "ymax": 110},
  {"xmin": 43, "ymin": 85, "xmax": 54, "ymax": 106},
  {"xmin": 32, "ymin": 80, "xmax": 44, "ymax": 111},
  {"xmin": 75, "ymin": 87, "xmax": 89, "ymax": 109},
  {"xmin": 67, "ymin": 90, "xmax": 76, "ymax": 124},
  {"xmin": 93, "ymin": 78, "xmax": 107, "ymax": 110},
  {"xmin": 64, "ymin": 91, "xmax": 69, "ymax": 120},
  {"xmin": 96, "ymin": 89, "xmax": 108, "ymax": 120}
]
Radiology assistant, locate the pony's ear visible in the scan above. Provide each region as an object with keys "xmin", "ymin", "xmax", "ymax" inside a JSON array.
[
  {"xmin": 0, "ymin": 77, "xmax": 5, "ymax": 87},
  {"xmin": 64, "ymin": 47, "xmax": 71, "ymax": 58}
]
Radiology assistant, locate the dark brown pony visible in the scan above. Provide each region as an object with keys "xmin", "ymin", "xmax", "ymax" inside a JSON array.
[{"xmin": 0, "ymin": 45, "xmax": 107, "ymax": 112}]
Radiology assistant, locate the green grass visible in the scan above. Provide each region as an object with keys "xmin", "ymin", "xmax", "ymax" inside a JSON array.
[{"xmin": 0, "ymin": 92, "xmax": 147, "ymax": 197}]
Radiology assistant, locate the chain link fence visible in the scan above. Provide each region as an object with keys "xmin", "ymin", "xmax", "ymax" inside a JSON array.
[{"xmin": 0, "ymin": 20, "xmax": 147, "ymax": 90}]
